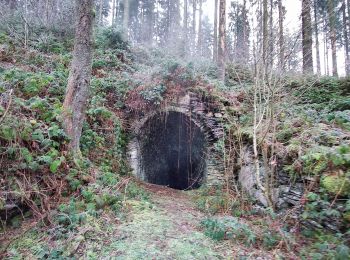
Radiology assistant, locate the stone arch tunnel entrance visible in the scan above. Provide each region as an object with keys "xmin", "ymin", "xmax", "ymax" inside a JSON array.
[{"xmin": 129, "ymin": 111, "xmax": 207, "ymax": 190}]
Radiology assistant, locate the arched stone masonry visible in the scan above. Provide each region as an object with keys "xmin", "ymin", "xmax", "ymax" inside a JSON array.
[{"xmin": 127, "ymin": 92, "xmax": 225, "ymax": 189}]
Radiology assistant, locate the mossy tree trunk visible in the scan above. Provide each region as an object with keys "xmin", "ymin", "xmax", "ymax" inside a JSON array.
[{"xmin": 63, "ymin": 0, "xmax": 94, "ymax": 153}]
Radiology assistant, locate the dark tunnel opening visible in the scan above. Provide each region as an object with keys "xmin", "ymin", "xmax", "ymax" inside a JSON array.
[{"xmin": 139, "ymin": 111, "xmax": 207, "ymax": 190}]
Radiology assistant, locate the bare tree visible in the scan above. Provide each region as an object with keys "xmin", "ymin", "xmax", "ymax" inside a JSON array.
[
  {"xmin": 218, "ymin": 0, "xmax": 226, "ymax": 81},
  {"xmin": 63, "ymin": 0, "xmax": 94, "ymax": 153}
]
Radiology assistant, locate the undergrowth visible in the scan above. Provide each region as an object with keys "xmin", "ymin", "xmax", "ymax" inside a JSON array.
[{"xmin": 1, "ymin": 24, "xmax": 350, "ymax": 259}]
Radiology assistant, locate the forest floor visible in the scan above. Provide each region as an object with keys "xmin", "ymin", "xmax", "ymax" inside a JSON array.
[
  {"xmin": 94, "ymin": 183, "xmax": 276, "ymax": 260},
  {"xmin": 109, "ymin": 183, "xmax": 230, "ymax": 259},
  {"xmin": 2, "ymin": 182, "xmax": 281, "ymax": 259}
]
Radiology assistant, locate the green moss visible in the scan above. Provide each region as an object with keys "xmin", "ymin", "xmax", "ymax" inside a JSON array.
[
  {"xmin": 343, "ymin": 212, "xmax": 350, "ymax": 222},
  {"xmin": 276, "ymin": 127, "xmax": 294, "ymax": 142},
  {"xmin": 321, "ymin": 174, "xmax": 350, "ymax": 196}
]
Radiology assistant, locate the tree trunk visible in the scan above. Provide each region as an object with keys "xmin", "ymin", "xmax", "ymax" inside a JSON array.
[
  {"xmin": 116, "ymin": 0, "xmax": 120, "ymax": 22},
  {"xmin": 24, "ymin": 0, "xmax": 28, "ymax": 48},
  {"xmin": 343, "ymin": 0, "xmax": 350, "ymax": 76},
  {"xmin": 242, "ymin": 0, "xmax": 248, "ymax": 63},
  {"xmin": 263, "ymin": 0, "xmax": 268, "ymax": 66},
  {"xmin": 99, "ymin": 0, "xmax": 103, "ymax": 25},
  {"xmin": 348, "ymin": 0, "xmax": 350, "ymax": 39},
  {"xmin": 123, "ymin": 0, "xmax": 129, "ymax": 36},
  {"xmin": 63, "ymin": 0, "xmax": 94, "ymax": 153},
  {"xmin": 314, "ymin": 0, "xmax": 321, "ymax": 74},
  {"xmin": 166, "ymin": 0, "xmax": 171, "ymax": 42},
  {"xmin": 269, "ymin": 0, "xmax": 273, "ymax": 67},
  {"xmin": 183, "ymin": 0, "xmax": 188, "ymax": 54},
  {"xmin": 197, "ymin": 0, "xmax": 203, "ymax": 55},
  {"xmin": 327, "ymin": 0, "xmax": 338, "ymax": 77},
  {"xmin": 324, "ymin": 20, "xmax": 329, "ymax": 75},
  {"xmin": 213, "ymin": 0, "xmax": 218, "ymax": 62},
  {"xmin": 148, "ymin": 1, "xmax": 154, "ymax": 45},
  {"xmin": 218, "ymin": 0, "xmax": 226, "ymax": 81},
  {"xmin": 192, "ymin": 0, "xmax": 197, "ymax": 54},
  {"xmin": 302, "ymin": 0, "xmax": 313, "ymax": 74},
  {"xmin": 6, "ymin": 0, "xmax": 17, "ymax": 10},
  {"xmin": 45, "ymin": 0, "xmax": 49, "ymax": 27},
  {"xmin": 112, "ymin": 0, "xmax": 116, "ymax": 26},
  {"xmin": 278, "ymin": 0, "xmax": 284, "ymax": 69}
]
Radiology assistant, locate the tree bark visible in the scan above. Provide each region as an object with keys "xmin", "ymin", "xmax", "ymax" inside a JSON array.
[
  {"xmin": 148, "ymin": 1, "xmax": 155, "ymax": 45},
  {"xmin": 123, "ymin": 0, "xmax": 129, "ymax": 37},
  {"xmin": 269, "ymin": 0, "xmax": 273, "ymax": 67},
  {"xmin": 302, "ymin": 0, "xmax": 313, "ymax": 74},
  {"xmin": 348, "ymin": 0, "xmax": 350, "ymax": 43},
  {"xmin": 278, "ymin": 0, "xmax": 284, "ymax": 69},
  {"xmin": 343, "ymin": 0, "xmax": 350, "ymax": 76},
  {"xmin": 63, "ymin": 0, "xmax": 94, "ymax": 153},
  {"xmin": 192, "ymin": 0, "xmax": 197, "ymax": 53},
  {"xmin": 314, "ymin": 0, "xmax": 321, "ymax": 74},
  {"xmin": 263, "ymin": 0, "xmax": 268, "ymax": 66},
  {"xmin": 99, "ymin": 0, "xmax": 103, "ymax": 25},
  {"xmin": 112, "ymin": 0, "xmax": 116, "ymax": 26},
  {"xmin": 327, "ymin": 0, "xmax": 338, "ymax": 77},
  {"xmin": 24, "ymin": 0, "xmax": 28, "ymax": 48},
  {"xmin": 213, "ymin": 0, "xmax": 218, "ymax": 62},
  {"xmin": 183, "ymin": 0, "xmax": 188, "ymax": 54},
  {"xmin": 218, "ymin": 0, "xmax": 226, "ymax": 81},
  {"xmin": 45, "ymin": 0, "xmax": 49, "ymax": 27},
  {"xmin": 324, "ymin": 19, "xmax": 330, "ymax": 76},
  {"xmin": 197, "ymin": 0, "xmax": 203, "ymax": 55}
]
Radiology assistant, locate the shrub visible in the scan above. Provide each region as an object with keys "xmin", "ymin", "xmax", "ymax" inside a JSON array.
[
  {"xmin": 201, "ymin": 217, "xmax": 256, "ymax": 245},
  {"xmin": 95, "ymin": 27, "xmax": 129, "ymax": 50},
  {"xmin": 193, "ymin": 186, "xmax": 230, "ymax": 214}
]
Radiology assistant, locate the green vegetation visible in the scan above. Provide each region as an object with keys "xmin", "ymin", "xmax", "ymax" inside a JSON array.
[{"xmin": 0, "ymin": 24, "xmax": 349, "ymax": 259}]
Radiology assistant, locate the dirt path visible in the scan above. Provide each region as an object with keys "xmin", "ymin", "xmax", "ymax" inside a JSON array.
[
  {"xmin": 107, "ymin": 183, "xmax": 232, "ymax": 259},
  {"xmin": 2, "ymin": 183, "xmax": 275, "ymax": 259}
]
